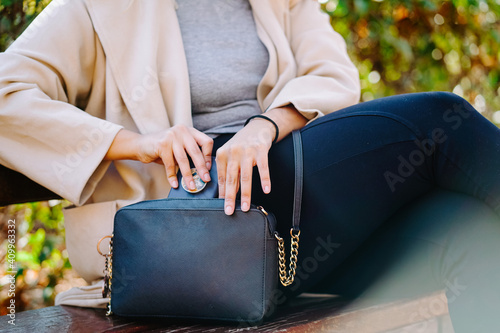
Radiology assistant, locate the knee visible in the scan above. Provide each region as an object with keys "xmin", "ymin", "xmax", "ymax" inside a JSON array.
[
  {"xmin": 420, "ymin": 92, "xmax": 478, "ymax": 128},
  {"xmin": 426, "ymin": 91, "xmax": 476, "ymax": 115},
  {"xmin": 428, "ymin": 91, "xmax": 467, "ymax": 105}
]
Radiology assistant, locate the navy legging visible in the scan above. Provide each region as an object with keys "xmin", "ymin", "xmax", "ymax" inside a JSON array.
[{"xmin": 213, "ymin": 92, "xmax": 500, "ymax": 332}]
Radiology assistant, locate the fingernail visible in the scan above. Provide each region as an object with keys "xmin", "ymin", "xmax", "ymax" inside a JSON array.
[
  {"xmin": 203, "ymin": 173, "xmax": 211, "ymax": 182},
  {"xmin": 206, "ymin": 162, "xmax": 211, "ymax": 170},
  {"xmin": 225, "ymin": 205, "xmax": 232, "ymax": 215},
  {"xmin": 172, "ymin": 180, "xmax": 178, "ymax": 188},
  {"xmin": 190, "ymin": 181, "xmax": 196, "ymax": 190},
  {"xmin": 264, "ymin": 186, "xmax": 270, "ymax": 194},
  {"xmin": 242, "ymin": 202, "xmax": 249, "ymax": 211}
]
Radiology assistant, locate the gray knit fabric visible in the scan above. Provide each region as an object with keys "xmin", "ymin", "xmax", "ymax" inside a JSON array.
[{"xmin": 176, "ymin": 0, "xmax": 269, "ymax": 136}]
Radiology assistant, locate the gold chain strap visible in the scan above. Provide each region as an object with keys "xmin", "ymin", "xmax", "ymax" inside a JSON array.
[
  {"xmin": 105, "ymin": 235, "xmax": 113, "ymax": 316},
  {"xmin": 275, "ymin": 229, "xmax": 300, "ymax": 287},
  {"xmin": 98, "ymin": 235, "xmax": 114, "ymax": 316}
]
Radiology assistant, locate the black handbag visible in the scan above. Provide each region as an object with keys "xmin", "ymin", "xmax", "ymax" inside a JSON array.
[{"xmin": 98, "ymin": 130, "xmax": 304, "ymax": 324}]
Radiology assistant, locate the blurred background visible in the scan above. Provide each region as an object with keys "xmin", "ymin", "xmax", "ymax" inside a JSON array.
[{"xmin": 1, "ymin": 0, "xmax": 499, "ymax": 313}]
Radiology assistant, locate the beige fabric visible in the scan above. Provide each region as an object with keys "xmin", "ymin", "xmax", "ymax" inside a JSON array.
[
  {"xmin": 0, "ymin": 0, "xmax": 360, "ymax": 304},
  {"xmin": 55, "ymin": 279, "xmax": 108, "ymax": 308}
]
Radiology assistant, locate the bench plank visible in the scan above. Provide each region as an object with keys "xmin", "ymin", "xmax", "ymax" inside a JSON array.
[
  {"xmin": 0, "ymin": 164, "xmax": 60, "ymax": 206},
  {"xmin": 1, "ymin": 293, "xmax": 453, "ymax": 332}
]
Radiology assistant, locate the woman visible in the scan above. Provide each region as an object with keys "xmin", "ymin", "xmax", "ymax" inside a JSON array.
[{"xmin": 0, "ymin": 0, "xmax": 499, "ymax": 331}]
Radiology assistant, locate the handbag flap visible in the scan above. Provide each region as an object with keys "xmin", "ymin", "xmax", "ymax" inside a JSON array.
[{"xmin": 110, "ymin": 198, "xmax": 277, "ymax": 322}]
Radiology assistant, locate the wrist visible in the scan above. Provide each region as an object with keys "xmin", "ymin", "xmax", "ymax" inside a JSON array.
[
  {"xmin": 105, "ymin": 129, "xmax": 142, "ymax": 161},
  {"xmin": 264, "ymin": 106, "xmax": 307, "ymax": 141},
  {"xmin": 244, "ymin": 115, "xmax": 279, "ymax": 144},
  {"xmin": 244, "ymin": 118, "xmax": 276, "ymax": 145}
]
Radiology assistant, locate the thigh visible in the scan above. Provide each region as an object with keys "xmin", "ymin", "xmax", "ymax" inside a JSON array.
[{"xmin": 312, "ymin": 92, "xmax": 500, "ymax": 213}]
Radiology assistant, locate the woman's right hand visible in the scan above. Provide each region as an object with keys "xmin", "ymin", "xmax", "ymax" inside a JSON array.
[{"xmin": 105, "ymin": 125, "xmax": 213, "ymax": 191}]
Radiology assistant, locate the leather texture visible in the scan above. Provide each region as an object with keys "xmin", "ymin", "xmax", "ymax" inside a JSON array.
[
  {"xmin": 111, "ymin": 199, "xmax": 277, "ymax": 322},
  {"xmin": 110, "ymin": 130, "xmax": 303, "ymax": 322},
  {"xmin": 292, "ymin": 130, "xmax": 303, "ymax": 231}
]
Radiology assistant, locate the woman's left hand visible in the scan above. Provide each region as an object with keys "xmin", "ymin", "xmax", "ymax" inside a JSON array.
[
  {"xmin": 216, "ymin": 106, "xmax": 308, "ymax": 215},
  {"xmin": 216, "ymin": 118, "xmax": 275, "ymax": 215}
]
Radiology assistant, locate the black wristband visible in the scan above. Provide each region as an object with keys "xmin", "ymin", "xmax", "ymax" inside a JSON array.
[{"xmin": 244, "ymin": 115, "xmax": 279, "ymax": 145}]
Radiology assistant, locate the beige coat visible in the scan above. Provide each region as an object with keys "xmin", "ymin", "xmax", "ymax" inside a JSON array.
[{"xmin": 0, "ymin": 0, "xmax": 360, "ymax": 284}]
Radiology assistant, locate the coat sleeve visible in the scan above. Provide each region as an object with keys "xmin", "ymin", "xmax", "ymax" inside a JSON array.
[
  {"xmin": 267, "ymin": 0, "xmax": 360, "ymax": 121},
  {"xmin": 0, "ymin": 0, "xmax": 123, "ymax": 205}
]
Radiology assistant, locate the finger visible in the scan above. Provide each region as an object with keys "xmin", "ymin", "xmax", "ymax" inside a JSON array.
[
  {"xmin": 191, "ymin": 129, "xmax": 214, "ymax": 171},
  {"xmin": 161, "ymin": 149, "xmax": 179, "ymax": 188},
  {"xmin": 172, "ymin": 145, "xmax": 196, "ymax": 191},
  {"xmin": 256, "ymin": 152, "xmax": 271, "ymax": 194},
  {"xmin": 224, "ymin": 160, "xmax": 240, "ymax": 215},
  {"xmin": 239, "ymin": 156, "xmax": 254, "ymax": 212},
  {"xmin": 184, "ymin": 135, "xmax": 211, "ymax": 183},
  {"xmin": 216, "ymin": 150, "xmax": 228, "ymax": 199}
]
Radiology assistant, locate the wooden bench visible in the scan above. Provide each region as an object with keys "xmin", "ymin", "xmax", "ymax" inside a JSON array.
[
  {"xmin": 0, "ymin": 293, "xmax": 453, "ymax": 332},
  {"xmin": 0, "ymin": 164, "xmax": 60, "ymax": 206}
]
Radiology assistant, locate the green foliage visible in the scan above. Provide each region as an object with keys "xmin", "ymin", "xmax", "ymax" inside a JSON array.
[
  {"xmin": 0, "ymin": 0, "xmax": 50, "ymax": 51},
  {"xmin": 1, "ymin": 201, "xmax": 71, "ymax": 312},
  {"xmin": 321, "ymin": 0, "xmax": 500, "ymax": 123}
]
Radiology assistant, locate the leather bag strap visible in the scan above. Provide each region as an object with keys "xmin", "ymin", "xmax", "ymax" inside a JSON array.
[
  {"xmin": 291, "ymin": 130, "xmax": 303, "ymax": 232},
  {"xmin": 275, "ymin": 130, "xmax": 303, "ymax": 287}
]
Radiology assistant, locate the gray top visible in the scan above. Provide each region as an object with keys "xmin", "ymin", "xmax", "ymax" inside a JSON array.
[{"xmin": 176, "ymin": 0, "xmax": 269, "ymax": 136}]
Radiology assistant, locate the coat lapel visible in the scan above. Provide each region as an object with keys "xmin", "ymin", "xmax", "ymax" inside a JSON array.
[
  {"xmin": 249, "ymin": 0, "xmax": 295, "ymax": 109},
  {"xmin": 85, "ymin": 0, "xmax": 192, "ymax": 134}
]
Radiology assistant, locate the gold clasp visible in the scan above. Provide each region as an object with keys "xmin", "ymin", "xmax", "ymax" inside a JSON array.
[{"xmin": 257, "ymin": 206, "xmax": 268, "ymax": 216}]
